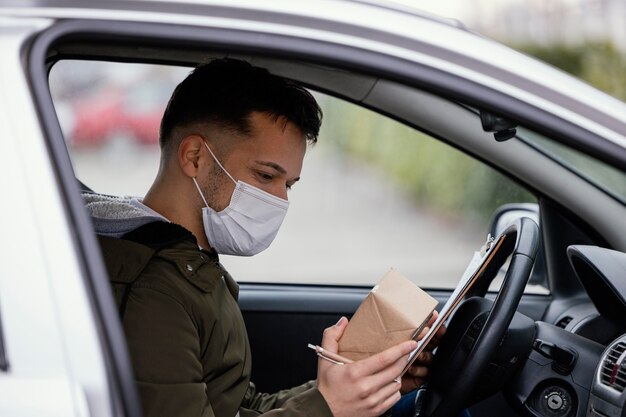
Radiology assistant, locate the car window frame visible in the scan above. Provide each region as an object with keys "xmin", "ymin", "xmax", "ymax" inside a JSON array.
[
  {"xmin": 34, "ymin": 18, "xmax": 626, "ymax": 169},
  {"xmin": 0, "ymin": 301, "xmax": 8, "ymax": 372}
]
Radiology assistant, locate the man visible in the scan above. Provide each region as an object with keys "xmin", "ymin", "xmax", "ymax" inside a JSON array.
[{"xmin": 85, "ymin": 58, "xmax": 438, "ymax": 417}]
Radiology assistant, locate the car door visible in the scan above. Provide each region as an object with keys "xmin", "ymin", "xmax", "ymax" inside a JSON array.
[{"xmin": 0, "ymin": 18, "xmax": 140, "ymax": 417}]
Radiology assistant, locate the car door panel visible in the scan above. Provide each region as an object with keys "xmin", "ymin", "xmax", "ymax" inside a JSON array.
[{"xmin": 239, "ymin": 284, "xmax": 550, "ymax": 393}]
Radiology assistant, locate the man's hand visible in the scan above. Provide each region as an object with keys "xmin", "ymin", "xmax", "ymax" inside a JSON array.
[
  {"xmin": 400, "ymin": 310, "xmax": 447, "ymax": 394},
  {"xmin": 317, "ymin": 317, "xmax": 417, "ymax": 417}
]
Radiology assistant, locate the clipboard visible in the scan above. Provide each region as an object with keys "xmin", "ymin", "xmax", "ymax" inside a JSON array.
[{"xmin": 401, "ymin": 232, "xmax": 509, "ymax": 375}]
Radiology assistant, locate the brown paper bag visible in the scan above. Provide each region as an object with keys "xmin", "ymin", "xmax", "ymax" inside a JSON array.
[{"xmin": 338, "ymin": 268, "xmax": 438, "ymax": 361}]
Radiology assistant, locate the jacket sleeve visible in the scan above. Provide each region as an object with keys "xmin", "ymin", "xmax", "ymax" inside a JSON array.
[
  {"xmin": 242, "ymin": 380, "xmax": 317, "ymax": 411},
  {"xmin": 239, "ymin": 387, "xmax": 334, "ymax": 417},
  {"xmin": 122, "ymin": 286, "xmax": 214, "ymax": 417},
  {"xmin": 124, "ymin": 285, "xmax": 333, "ymax": 417}
]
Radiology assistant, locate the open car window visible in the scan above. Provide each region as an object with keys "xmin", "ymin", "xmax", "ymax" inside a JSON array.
[{"xmin": 49, "ymin": 59, "xmax": 546, "ymax": 294}]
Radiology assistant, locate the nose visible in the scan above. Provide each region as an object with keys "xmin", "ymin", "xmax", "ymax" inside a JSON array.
[
  {"xmin": 268, "ymin": 182, "xmax": 289, "ymax": 201},
  {"xmin": 276, "ymin": 186, "xmax": 289, "ymax": 202},
  {"xmin": 262, "ymin": 181, "xmax": 289, "ymax": 202}
]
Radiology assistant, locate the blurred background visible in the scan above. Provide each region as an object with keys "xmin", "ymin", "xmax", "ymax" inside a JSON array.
[
  {"xmin": 409, "ymin": 0, "xmax": 626, "ymax": 101},
  {"xmin": 49, "ymin": 0, "xmax": 625, "ymax": 290}
]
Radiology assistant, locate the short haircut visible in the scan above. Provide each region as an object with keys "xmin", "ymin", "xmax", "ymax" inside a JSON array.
[{"xmin": 159, "ymin": 58, "xmax": 322, "ymax": 150}]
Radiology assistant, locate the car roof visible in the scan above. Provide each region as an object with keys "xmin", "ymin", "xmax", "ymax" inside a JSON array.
[
  {"xmin": 3, "ymin": 0, "xmax": 626, "ymax": 165},
  {"xmin": 3, "ymin": 0, "xmax": 466, "ymax": 25}
]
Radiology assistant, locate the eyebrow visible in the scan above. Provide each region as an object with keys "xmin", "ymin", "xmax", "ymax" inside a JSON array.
[{"xmin": 255, "ymin": 160, "xmax": 286, "ymax": 174}]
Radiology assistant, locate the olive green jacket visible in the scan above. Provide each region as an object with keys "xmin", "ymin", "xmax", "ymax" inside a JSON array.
[{"xmin": 97, "ymin": 219, "xmax": 332, "ymax": 417}]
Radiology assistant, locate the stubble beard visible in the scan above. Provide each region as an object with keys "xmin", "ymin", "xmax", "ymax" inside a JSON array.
[{"xmin": 202, "ymin": 162, "xmax": 232, "ymax": 212}]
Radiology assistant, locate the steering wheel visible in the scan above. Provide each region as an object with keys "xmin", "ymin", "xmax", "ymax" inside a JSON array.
[{"xmin": 421, "ymin": 217, "xmax": 540, "ymax": 417}]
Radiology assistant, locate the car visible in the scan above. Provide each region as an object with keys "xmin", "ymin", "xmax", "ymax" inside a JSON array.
[
  {"xmin": 68, "ymin": 86, "xmax": 164, "ymax": 148},
  {"xmin": 1, "ymin": 1, "xmax": 626, "ymax": 417}
]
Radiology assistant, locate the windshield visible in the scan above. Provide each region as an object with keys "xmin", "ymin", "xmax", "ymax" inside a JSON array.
[{"xmin": 517, "ymin": 127, "xmax": 626, "ymax": 205}]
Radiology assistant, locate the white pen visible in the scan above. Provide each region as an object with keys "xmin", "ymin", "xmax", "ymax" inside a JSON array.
[
  {"xmin": 307, "ymin": 344, "xmax": 401, "ymax": 383},
  {"xmin": 307, "ymin": 344, "xmax": 354, "ymax": 365}
]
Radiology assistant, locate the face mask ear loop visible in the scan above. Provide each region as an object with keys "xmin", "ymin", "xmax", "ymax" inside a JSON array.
[
  {"xmin": 204, "ymin": 142, "xmax": 237, "ymax": 185},
  {"xmin": 192, "ymin": 177, "xmax": 211, "ymax": 209}
]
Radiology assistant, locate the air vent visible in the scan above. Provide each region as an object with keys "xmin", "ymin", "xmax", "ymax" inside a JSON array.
[
  {"xmin": 600, "ymin": 342, "xmax": 626, "ymax": 392},
  {"xmin": 555, "ymin": 316, "xmax": 573, "ymax": 329}
]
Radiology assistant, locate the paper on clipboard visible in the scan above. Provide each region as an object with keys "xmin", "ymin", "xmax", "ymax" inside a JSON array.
[{"xmin": 401, "ymin": 233, "xmax": 507, "ymax": 375}]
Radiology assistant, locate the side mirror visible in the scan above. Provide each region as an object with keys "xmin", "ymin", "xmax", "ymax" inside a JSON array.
[
  {"xmin": 489, "ymin": 203, "xmax": 539, "ymax": 237},
  {"xmin": 488, "ymin": 203, "xmax": 548, "ymax": 290}
]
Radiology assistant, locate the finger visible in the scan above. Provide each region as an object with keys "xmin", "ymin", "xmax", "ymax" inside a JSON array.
[
  {"xmin": 401, "ymin": 374, "xmax": 425, "ymax": 393},
  {"xmin": 416, "ymin": 326, "xmax": 430, "ymax": 340},
  {"xmin": 427, "ymin": 325, "xmax": 447, "ymax": 349},
  {"xmin": 366, "ymin": 379, "xmax": 403, "ymax": 413},
  {"xmin": 406, "ymin": 364, "xmax": 428, "ymax": 378},
  {"xmin": 373, "ymin": 386, "xmax": 403, "ymax": 416},
  {"xmin": 358, "ymin": 340, "xmax": 417, "ymax": 375},
  {"xmin": 365, "ymin": 351, "xmax": 413, "ymax": 387},
  {"xmin": 320, "ymin": 316, "xmax": 348, "ymax": 352},
  {"xmin": 402, "ymin": 356, "xmax": 431, "ymax": 393},
  {"xmin": 415, "ymin": 311, "xmax": 438, "ymax": 341},
  {"xmin": 427, "ymin": 310, "xmax": 439, "ymax": 326},
  {"xmin": 377, "ymin": 392, "xmax": 402, "ymax": 416},
  {"xmin": 412, "ymin": 351, "xmax": 433, "ymax": 366}
]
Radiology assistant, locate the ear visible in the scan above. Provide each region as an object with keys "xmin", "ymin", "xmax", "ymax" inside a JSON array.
[{"xmin": 178, "ymin": 135, "xmax": 205, "ymax": 178}]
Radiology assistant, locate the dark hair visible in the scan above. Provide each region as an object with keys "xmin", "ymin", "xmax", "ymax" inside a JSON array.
[{"xmin": 159, "ymin": 58, "xmax": 322, "ymax": 149}]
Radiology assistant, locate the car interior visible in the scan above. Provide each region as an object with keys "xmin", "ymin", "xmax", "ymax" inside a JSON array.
[{"xmin": 34, "ymin": 23, "xmax": 626, "ymax": 417}]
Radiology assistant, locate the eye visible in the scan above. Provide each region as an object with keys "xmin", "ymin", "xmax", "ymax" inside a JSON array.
[{"xmin": 256, "ymin": 171, "xmax": 274, "ymax": 182}]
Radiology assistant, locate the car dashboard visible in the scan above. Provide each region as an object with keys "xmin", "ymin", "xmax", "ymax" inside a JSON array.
[
  {"xmin": 495, "ymin": 244, "xmax": 626, "ymax": 417},
  {"xmin": 566, "ymin": 246, "xmax": 626, "ymax": 417}
]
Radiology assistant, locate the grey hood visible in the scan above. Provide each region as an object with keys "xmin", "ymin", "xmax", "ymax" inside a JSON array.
[{"xmin": 83, "ymin": 193, "xmax": 167, "ymax": 238}]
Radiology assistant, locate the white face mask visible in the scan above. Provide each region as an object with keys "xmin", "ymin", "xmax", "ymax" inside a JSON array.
[{"xmin": 192, "ymin": 142, "xmax": 289, "ymax": 256}]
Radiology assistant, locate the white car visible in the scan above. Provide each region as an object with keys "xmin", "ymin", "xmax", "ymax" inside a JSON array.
[{"xmin": 1, "ymin": 1, "xmax": 626, "ymax": 417}]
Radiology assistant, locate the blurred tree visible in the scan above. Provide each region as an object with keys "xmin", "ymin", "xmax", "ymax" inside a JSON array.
[
  {"xmin": 320, "ymin": 97, "xmax": 534, "ymax": 226},
  {"xmin": 517, "ymin": 42, "xmax": 626, "ymax": 101}
]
